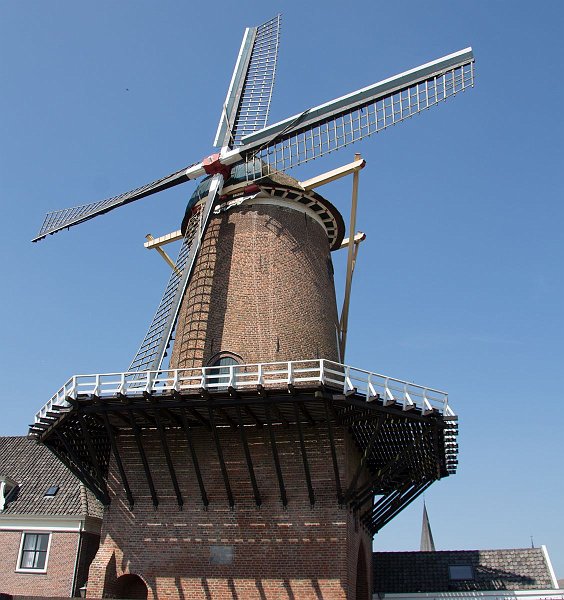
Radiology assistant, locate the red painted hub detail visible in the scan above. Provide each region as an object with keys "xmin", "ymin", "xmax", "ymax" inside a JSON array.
[{"xmin": 202, "ymin": 153, "xmax": 232, "ymax": 179}]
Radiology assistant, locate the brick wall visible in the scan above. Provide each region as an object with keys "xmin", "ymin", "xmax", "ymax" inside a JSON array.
[
  {"xmin": 87, "ymin": 424, "xmax": 372, "ymax": 599},
  {"xmin": 171, "ymin": 201, "xmax": 340, "ymax": 369},
  {"xmin": 0, "ymin": 530, "xmax": 79, "ymax": 597}
]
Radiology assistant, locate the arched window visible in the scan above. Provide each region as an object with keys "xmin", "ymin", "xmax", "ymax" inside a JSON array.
[{"xmin": 206, "ymin": 353, "xmax": 241, "ymax": 390}]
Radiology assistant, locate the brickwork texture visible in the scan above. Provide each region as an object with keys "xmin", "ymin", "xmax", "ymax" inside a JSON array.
[
  {"xmin": 171, "ymin": 201, "xmax": 340, "ymax": 369},
  {"xmin": 87, "ymin": 424, "xmax": 372, "ymax": 599}
]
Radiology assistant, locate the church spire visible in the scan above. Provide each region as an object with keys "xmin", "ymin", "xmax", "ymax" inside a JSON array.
[{"xmin": 420, "ymin": 501, "xmax": 436, "ymax": 551}]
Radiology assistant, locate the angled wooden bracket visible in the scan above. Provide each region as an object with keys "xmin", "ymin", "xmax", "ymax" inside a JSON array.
[{"xmin": 145, "ymin": 232, "xmax": 183, "ymax": 275}]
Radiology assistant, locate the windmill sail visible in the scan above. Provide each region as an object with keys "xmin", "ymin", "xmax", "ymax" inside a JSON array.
[
  {"xmin": 236, "ymin": 48, "xmax": 474, "ymax": 175},
  {"xmin": 32, "ymin": 163, "xmax": 199, "ymax": 242},
  {"xmin": 128, "ymin": 173, "xmax": 224, "ymax": 372},
  {"xmin": 214, "ymin": 15, "xmax": 281, "ymax": 149}
]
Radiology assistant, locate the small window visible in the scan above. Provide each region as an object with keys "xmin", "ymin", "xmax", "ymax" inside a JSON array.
[
  {"xmin": 449, "ymin": 565, "xmax": 474, "ymax": 580},
  {"xmin": 18, "ymin": 532, "xmax": 51, "ymax": 572},
  {"xmin": 206, "ymin": 355, "xmax": 240, "ymax": 390},
  {"xmin": 44, "ymin": 485, "xmax": 59, "ymax": 498}
]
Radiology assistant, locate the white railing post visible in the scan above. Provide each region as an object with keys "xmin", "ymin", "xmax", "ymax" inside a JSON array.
[
  {"xmin": 118, "ymin": 373, "xmax": 126, "ymax": 395},
  {"xmin": 287, "ymin": 361, "xmax": 293, "ymax": 385},
  {"xmin": 228, "ymin": 365, "xmax": 235, "ymax": 389},
  {"xmin": 93, "ymin": 374, "xmax": 100, "ymax": 397},
  {"xmin": 258, "ymin": 363, "xmax": 264, "ymax": 386},
  {"xmin": 344, "ymin": 366, "xmax": 351, "ymax": 393},
  {"xmin": 319, "ymin": 359, "xmax": 325, "ymax": 385}
]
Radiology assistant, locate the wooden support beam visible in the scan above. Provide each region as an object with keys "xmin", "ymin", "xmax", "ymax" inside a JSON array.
[
  {"xmin": 78, "ymin": 415, "xmax": 107, "ymax": 491},
  {"xmin": 185, "ymin": 406, "xmax": 211, "ymax": 430},
  {"xmin": 272, "ymin": 403, "xmax": 290, "ymax": 427},
  {"xmin": 52, "ymin": 429, "xmax": 110, "ymax": 505},
  {"xmin": 101, "ymin": 411, "xmax": 134, "ymax": 508},
  {"xmin": 145, "ymin": 234, "xmax": 182, "ymax": 275},
  {"xmin": 338, "ymin": 231, "xmax": 366, "ymax": 250},
  {"xmin": 359, "ymin": 481, "xmax": 411, "ymax": 525},
  {"xmin": 293, "ymin": 403, "xmax": 315, "ymax": 506},
  {"xmin": 299, "ymin": 157, "xmax": 366, "ymax": 190},
  {"xmin": 144, "ymin": 230, "xmax": 183, "ymax": 248},
  {"xmin": 207, "ymin": 405, "xmax": 234, "ymax": 508},
  {"xmin": 343, "ymin": 415, "xmax": 385, "ymax": 503},
  {"xmin": 244, "ymin": 405, "xmax": 263, "ymax": 427},
  {"xmin": 352, "ymin": 426, "xmax": 433, "ymax": 509},
  {"xmin": 264, "ymin": 404, "xmax": 288, "ymax": 507},
  {"xmin": 180, "ymin": 409, "xmax": 209, "ymax": 508},
  {"xmin": 128, "ymin": 409, "xmax": 159, "ymax": 508},
  {"xmin": 367, "ymin": 481, "xmax": 432, "ymax": 532},
  {"xmin": 217, "ymin": 407, "xmax": 238, "ymax": 429},
  {"xmin": 298, "ymin": 402, "xmax": 316, "ymax": 426},
  {"xmin": 323, "ymin": 400, "xmax": 343, "ymax": 505},
  {"xmin": 152, "ymin": 407, "xmax": 184, "ymax": 508},
  {"xmin": 339, "ymin": 154, "xmax": 363, "ymax": 360},
  {"xmin": 236, "ymin": 406, "xmax": 262, "ymax": 507}
]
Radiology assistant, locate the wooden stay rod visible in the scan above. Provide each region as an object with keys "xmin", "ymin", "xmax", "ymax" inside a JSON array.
[{"xmin": 339, "ymin": 153, "xmax": 363, "ymax": 360}]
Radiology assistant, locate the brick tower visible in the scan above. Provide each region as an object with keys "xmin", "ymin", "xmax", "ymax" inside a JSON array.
[{"xmin": 30, "ymin": 170, "xmax": 457, "ymax": 600}]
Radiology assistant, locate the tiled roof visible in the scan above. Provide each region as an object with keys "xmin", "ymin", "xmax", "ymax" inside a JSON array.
[
  {"xmin": 0, "ymin": 436, "xmax": 103, "ymax": 519},
  {"xmin": 373, "ymin": 549, "xmax": 556, "ymax": 592}
]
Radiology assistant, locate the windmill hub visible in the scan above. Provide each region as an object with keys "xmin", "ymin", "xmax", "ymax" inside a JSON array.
[{"xmin": 201, "ymin": 152, "xmax": 232, "ymax": 179}]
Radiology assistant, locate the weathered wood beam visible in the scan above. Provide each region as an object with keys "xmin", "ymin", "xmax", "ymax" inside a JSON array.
[
  {"xmin": 265, "ymin": 404, "xmax": 288, "ymax": 507},
  {"xmin": 236, "ymin": 405, "xmax": 261, "ymax": 507},
  {"xmin": 179, "ymin": 409, "xmax": 209, "ymax": 508},
  {"xmin": 101, "ymin": 411, "xmax": 134, "ymax": 508},
  {"xmin": 293, "ymin": 403, "xmax": 315, "ymax": 506},
  {"xmin": 78, "ymin": 415, "xmax": 107, "ymax": 490},
  {"xmin": 323, "ymin": 400, "xmax": 343, "ymax": 505},
  {"xmin": 244, "ymin": 405, "xmax": 263, "ymax": 427},
  {"xmin": 152, "ymin": 407, "xmax": 184, "ymax": 508},
  {"xmin": 298, "ymin": 402, "xmax": 316, "ymax": 426},
  {"xmin": 128, "ymin": 409, "xmax": 159, "ymax": 508},
  {"xmin": 343, "ymin": 415, "xmax": 386, "ymax": 503},
  {"xmin": 352, "ymin": 426, "xmax": 433, "ymax": 509},
  {"xmin": 207, "ymin": 404, "xmax": 234, "ymax": 508},
  {"xmin": 51, "ymin": 429, "xmax": 110, "ymax": 505}
]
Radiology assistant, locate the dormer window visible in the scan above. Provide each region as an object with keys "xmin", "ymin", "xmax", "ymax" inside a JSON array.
[
  {"xmin": 0, "ymin": 475, "xmax": 18, "ymax": 511},
  {"xmin": 449, "ymin": 565, "xmax": 474, "ymax": 580},
  {"xmin": 44, "ymin": 485, "xmax": 59, "ymax": 498}
]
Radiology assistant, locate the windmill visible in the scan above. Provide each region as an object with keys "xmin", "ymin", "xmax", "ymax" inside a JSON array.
[
  {"xmin": 30, "ymin": 16, "xmax": 469, "ymax": 599},
  {"xmin": 33, "ymin": 14, "xmax": 474, "ymax": 373}
]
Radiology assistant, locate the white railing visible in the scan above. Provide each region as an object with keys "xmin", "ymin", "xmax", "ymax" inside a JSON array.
[{"xmin": 32, "ymin": 359, "xmax": 452, "ymax": 425}]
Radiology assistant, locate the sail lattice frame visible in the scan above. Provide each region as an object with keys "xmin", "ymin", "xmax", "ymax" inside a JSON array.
[{"xmin": 244, "ymin": 61, "xmax": 474, "ymax": 176}]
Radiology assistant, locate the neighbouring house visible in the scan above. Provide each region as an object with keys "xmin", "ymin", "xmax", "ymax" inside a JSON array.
[
  {"xmin": 0, "ymin": 436, "xmax": 102, "ymax": 598},
  {"xmin": 373, "ymin": 548, "xmax": 562, "ymax": 600}
]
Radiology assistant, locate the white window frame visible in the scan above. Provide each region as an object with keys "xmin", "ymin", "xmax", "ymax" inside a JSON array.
[{"xmin": 16, "ymin": 531, "xmax": 52, "ymax": 573}]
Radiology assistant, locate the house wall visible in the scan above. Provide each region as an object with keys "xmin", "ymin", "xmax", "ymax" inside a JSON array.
[
  {"xmin": 87, "ymin": 425, "xmax": 372, "ymax": 600},
  {"xmin": 0, "ymin": 529, "xmax": 79, "ymax": 597}
]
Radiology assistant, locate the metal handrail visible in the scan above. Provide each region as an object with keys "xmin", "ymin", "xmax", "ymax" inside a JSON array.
[{"xmin": 32, "ymin": 359, "xmax": 451, "ymax": 424}]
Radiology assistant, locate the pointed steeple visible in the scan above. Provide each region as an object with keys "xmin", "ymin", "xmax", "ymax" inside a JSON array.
[{"xmin": 420, "ymin": 501, "xmax": 436, "ymax": 551}]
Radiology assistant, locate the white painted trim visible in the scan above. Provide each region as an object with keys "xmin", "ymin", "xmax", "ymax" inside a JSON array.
[
  {"xmin": 16, "ymin": 530, "xmax": 52, "ymax": 574},
  {"xmin": 0, "ymin": 515, "xmax": 85, "ymax": 532},
  {"xmin": 541, "ymin": 545, "xmax": 559, "ymax": 589}
]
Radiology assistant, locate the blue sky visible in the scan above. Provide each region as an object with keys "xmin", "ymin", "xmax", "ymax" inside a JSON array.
[{"xmin": 1, "ymin": 0, "xmax": 563, "ymax": 579}]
